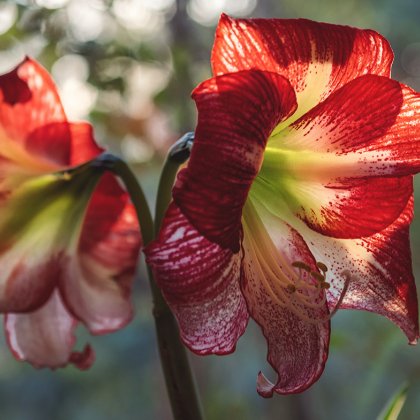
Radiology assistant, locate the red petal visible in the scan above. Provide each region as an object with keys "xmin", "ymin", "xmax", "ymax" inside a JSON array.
[
  {"xmin": 241, "ymin": 201, "xmax": 330, "ymax": 395},
  {"xmin": 212, "ymin": 15, "xmax": 392, "ymax": 124},
  {"xmin": 59, "ymin": 174, "xmax": 141, "ymax": 334},
  {"xmin": 146, "ymin": 203, "xmax": 249, "ymax": 354},
  {"xmin": 5, "ymin": 290, "xmax": 95, "ymax": 369},
  {"xmin": 68, "ymin": 122, "xmax": 103, "ymax": 166},
  {"xmin": 296, "ymin": 194, "xmax": 418, "ymax": 343},
  {"xmin": 265, "ymin": 75, "xmax": 419, "ymax": 238},
  {"xmin": 173, "ymin": 70, "xmax": 297, "ymax": 251},
  {"xmin": 338, "ymin": 195, "xmax": 418, "ymax": 343},
  {"xmin": 0, "ymin": 58, "xmax": 71, "ymax": 168}
]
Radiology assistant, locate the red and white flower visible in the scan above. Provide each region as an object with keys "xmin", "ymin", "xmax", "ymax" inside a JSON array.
[
  {"xmin": 146, "ymin": 15, "xmax": 420, "ymax": 395},
  {"xmin": 0, "ymin": 58, "xmax": 141, "ymax": 369}
]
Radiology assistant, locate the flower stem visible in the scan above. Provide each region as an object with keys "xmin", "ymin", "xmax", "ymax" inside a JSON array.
[{"xmin": 98, "ymin": 139, "xmax": 203, "ymax": 420}]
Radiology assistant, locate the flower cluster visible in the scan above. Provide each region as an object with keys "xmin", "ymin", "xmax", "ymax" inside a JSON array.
[
  {"xmin": 0, "ymin": 58, "xmax": 141, "ymax": 369},
  {"xmin": 146, "ymin": 15, "xmax": 420, "ymax": 395}
]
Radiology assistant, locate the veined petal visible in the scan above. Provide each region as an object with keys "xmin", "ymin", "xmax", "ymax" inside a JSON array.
[
  {"xmin": 5, "ymin": 290, "xmax": 94, "ymax": 369},
  {"xmin": 146, "ymin": 203, "xmax": 248, "ymax": 354},
  {"xmin": 173, "ymin": 70, "xmax": 297, "ymax": 252},
  {"xmin": 59, "ymin": 174, "xmax": 141, "ymax": 334},
  {"xmin": 212, "ymin": 15, "xmax": 393, "ymax": 128},
  {"xmin": 291, "ymin": 195, "xmax": 418, "ymax": 343},
  {"xmin": 241, "ymin": 199, "xmax": 330, "ymax": 395},
  {"xmin": 0, "ymin": 58, "xmax": 71, "ymax": 171},
  {"xmin": 260, "ymin": 75, "xmax": 419, "ymax": 238}
]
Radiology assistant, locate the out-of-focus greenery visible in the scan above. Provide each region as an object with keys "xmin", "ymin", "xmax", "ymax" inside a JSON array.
[{"xmin": 0, "ymin": 0, "xmax": 420, "ymax": 419}]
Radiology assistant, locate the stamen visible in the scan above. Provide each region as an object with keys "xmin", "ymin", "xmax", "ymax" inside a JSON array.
[
  {"xmin": 287, "ymin": 262, "xmax": 353, "ymax": 325},
  {"xmin": 316, "ymin": 262, "xmax": 328, "ymax": 273}
]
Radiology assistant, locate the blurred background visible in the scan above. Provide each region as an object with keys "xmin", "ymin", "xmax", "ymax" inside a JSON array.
[{"xmin": 1, "ymin": 0, "xmax": 420, "ymax": 418}]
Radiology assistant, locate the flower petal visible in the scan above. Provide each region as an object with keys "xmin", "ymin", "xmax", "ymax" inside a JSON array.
[
  {"xmin": 0, "ymin": 58, "xmax": 71, "ymax": 170},
  {"xmin": 146, "ymin": 203, "xmax": 249, "ymax": 354},
  {"xmin": 212, "ymin": 15, "xmax": 393, "ymax": 127},
  {"xmin": 68, "ymin": 122, "xmax": 103, "ymax": 166},
  {"xmin": 173, "ymin": 70, "xmax": 297, "ymax": 251},
  {"xmin": 5, "ymin": 290, "xmax": 95, "ymax": 369},
  {"xmin": 0, "ymin": 169, "xmax": 104, "ymax": 313},
  {"xmin": 293, "ymin": 194, "xmax": 418, "ymax": 343},
  {"xmin": 59, "ymin": 174, "xmax": 141, "ymax": 334},
  {"xmin": 241, "ymin": 200, "xmax": 330, "ymax": 395},
  {"xmin": 260, "ymin": 75, "xmax": 419, "ymax": 238}
]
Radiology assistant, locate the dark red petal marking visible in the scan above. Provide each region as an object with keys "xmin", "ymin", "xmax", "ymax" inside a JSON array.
[
  {"xmin": 4, "ymin": 290, "xmax": 95, "ymax": 369},
  {"xmin": 146, "ymin": 203, "xmax": 249, "ymax": 354},
  {"xmin": 173, "ymin": 70, "xmax": 297, "ymax": 252},
  {"xmin": 212, "ymin": 15, "xmax": 393, "ymax": 96}
]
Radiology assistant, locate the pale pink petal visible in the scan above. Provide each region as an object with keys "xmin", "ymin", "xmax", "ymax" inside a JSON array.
[{"xmin": 5, "ymin": 290, "xmax": 94, "ymax": 369}]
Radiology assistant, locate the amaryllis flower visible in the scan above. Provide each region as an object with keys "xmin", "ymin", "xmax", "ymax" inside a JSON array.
[
  {"xmin": 0, "ymin": 58, "xmax": 141, "ymax": 369},
  {"xmin": 146, "ymin": 15, "xmax": 420, "ymax": 395}
]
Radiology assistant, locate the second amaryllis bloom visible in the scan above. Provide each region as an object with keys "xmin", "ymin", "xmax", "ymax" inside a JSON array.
[
  {"xmin": 146, "ymin": 15, "xmax": 420, "ymax": 395},
  {"xmin": 0, "ymin": 58, "xmax": 141, "ymax": 369}
]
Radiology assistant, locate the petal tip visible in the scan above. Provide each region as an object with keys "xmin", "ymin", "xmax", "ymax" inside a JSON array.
[
  {"xmin": 69, "ymin": 344, "xmax": 95, "ymax": 370},
  {"xmin": 257, "ymin": 371, "xmax": 274, "ymax": 398}
]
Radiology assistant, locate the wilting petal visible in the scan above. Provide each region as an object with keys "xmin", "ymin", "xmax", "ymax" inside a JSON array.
[
  {"xmin": 294, "ymin": 195, "xmax": 418, "ymax": 343},
  {"xmin": 0, "ymin": 58, "xmax": 70, "ymax": 170},
  {"xmin": 5, "ymin": 290, "xmax": 94, "ymax": 369},
  {"xmin": 212, "ymin": 15, "xmax": 393, "ymax": 127},
  {"xmin": 59, "ymin": 174, "xmax": 141, "ymax": 334},
  {"xmin": 260, "ymin": 75, "xmax": 419, "ymax": 238},
  {"xmin": 241, "ymin": 200, "xmax": 330, "ymax": 395},
  {"xmin": 174, "ymin": 70, "xmax": 297, "ymax": 251},
  {"xmin": 146, "ymin": 203, "xmax": 248, "ymax": 354}
]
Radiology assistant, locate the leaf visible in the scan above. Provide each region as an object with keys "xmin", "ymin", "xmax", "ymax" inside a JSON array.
[{"xmin": 377, "ymin": 382, "xmax": 408, "ymax": 420}]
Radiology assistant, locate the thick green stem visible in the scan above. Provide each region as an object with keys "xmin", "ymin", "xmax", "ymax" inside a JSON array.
[{"xmin": 98, "ymin": 141, "xmax": 203, "ymax": 420}]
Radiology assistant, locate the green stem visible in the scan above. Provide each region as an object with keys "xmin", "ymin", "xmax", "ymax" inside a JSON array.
[{"xmin": 98, "ymin": 139, "xmax": 203, "ymax": 420}]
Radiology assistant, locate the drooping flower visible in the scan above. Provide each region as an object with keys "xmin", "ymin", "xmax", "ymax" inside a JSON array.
[
  {"xmin": 146, "ymin": 15, "xmax": 420, "ymax": 395},
  {"xmin": 0, "ymin": 58, "xmax": 141, "ymax": 369}
]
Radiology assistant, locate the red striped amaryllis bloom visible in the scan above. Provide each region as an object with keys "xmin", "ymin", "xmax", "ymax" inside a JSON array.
[
  {"xmin": 0, "ymin": 58, "xmax": 141, "ymax": 369},
  {"xmin": 146, "ymin": 15, "xmax": 420, "ymax": 395}
]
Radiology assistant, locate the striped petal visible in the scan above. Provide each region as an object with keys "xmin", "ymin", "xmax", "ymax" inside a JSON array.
[
  {"xmin": 5, "ymin": 290, "xmax": 94, "ymax": 369},
  {"xmin": 242, "ymin": 199, "xmax": 330, "ymax": 395},
  {"xmin": 173, "ymin": 70, "xmax": 297, "ymax": 252},
  {"xmin": 257, "ymin": 75, "xmax": 420, "ymax": 238},
  {"xmin": 146, "ymin": 203, "xmax": 248, "ymax": 354},
  {"xmin": 212, "ymin": 15, "xmax": 393, "ymax": 128}
]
